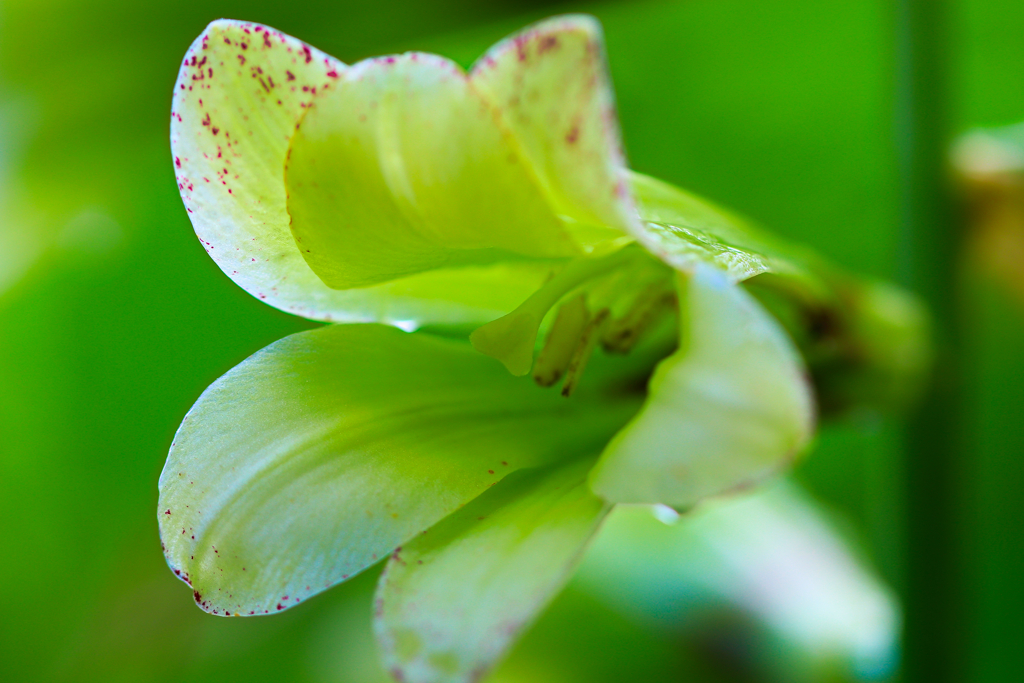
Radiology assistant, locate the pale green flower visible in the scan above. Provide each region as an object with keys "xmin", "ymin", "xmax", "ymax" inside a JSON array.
[
  {"xmin": 580, "ymin": 480, "xmax": 900, "ymax": 682},
  {"xmin": 160, "ymin": 16, "xmax": 922, "ymax": 683}
]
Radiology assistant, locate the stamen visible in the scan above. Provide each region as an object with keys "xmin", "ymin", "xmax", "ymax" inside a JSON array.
[
  {"xmin": 533, "ymin": 294, "xmax": 590, "ymax": 387},
  {"xmin": 561, "ymin": 307, "xmax": 609, "ymax": 397},
  {"xmin": 470, "ymin": 245, "xmax": 642, "ymax": 375},
  {"xmin": 601, "ymin": 281, "xmax": 678, "ymax": 354}
]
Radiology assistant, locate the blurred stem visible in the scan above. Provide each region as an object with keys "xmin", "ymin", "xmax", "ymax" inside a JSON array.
[{"xmin": 894, "ymin": 1, "xmax": 965, "ymax": 682}]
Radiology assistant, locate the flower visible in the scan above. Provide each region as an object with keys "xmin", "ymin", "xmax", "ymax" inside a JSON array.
[
  {"xmin": 579, "ymin": 480, "xmax": 900, "ymax": 682},
  {"xmin": 161, "ymin": 16, "xmax": 922, "ymax": 683}
]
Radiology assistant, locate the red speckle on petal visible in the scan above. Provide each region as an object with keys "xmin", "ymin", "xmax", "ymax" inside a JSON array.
[
  {"xmin": 539, "ymin": 35, "xmax": 559, "ymax": 53},
  {"xmin": 515, "ymin": 36, "xmax": 528, "ymax": 62}
]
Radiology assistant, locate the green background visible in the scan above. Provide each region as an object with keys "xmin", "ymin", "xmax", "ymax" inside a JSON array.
[{"xmin": 1, "ymin": 0, "xmax": 1021, "ymax": 681}]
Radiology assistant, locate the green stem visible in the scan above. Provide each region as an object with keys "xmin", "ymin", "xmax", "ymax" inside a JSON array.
[{"xmin": 894, "ymin": 1, "xmax": 965, "ymax": 681}]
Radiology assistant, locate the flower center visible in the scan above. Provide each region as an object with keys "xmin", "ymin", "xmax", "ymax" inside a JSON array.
[{"xmin": 470, "ymin": 244, "xmax": 677, "ymax": 395}]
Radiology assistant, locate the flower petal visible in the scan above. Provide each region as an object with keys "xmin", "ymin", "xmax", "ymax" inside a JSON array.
[
  {"xmin": 172, "ymin": 20, "xmax": 552, "ymax": 326},
  {"xmin": 471, "ymin": 15, "xmax": 635, "ymax": 242},
  {"xmin": 375, "ymin": 457, "xmax": 609, "ymax": 683},
  {"xmin": 285, "ymin": 52, "xmax": 580, "ymax": 290},
  {"xmin": 628, "ymin": 172, "xmax": 932, "ymax": 416},
  {"xmin": 589, "ymin": 268, "xmax": 815, "ymax": 507},
  {"xmin": 171, "ymin": 21, "xmax": 349, "ymax": 320},
  {"xmin": 628, "ymin": 171, "xmax": 821, "ymax": 286},
  {"xmin": 158, "ymin": 324, "xmax": 639, "ymax": 616}
]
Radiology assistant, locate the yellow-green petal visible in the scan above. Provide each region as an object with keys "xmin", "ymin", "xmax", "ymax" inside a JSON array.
[
  {"xmin": 158, "ymin": 324, "xmax": 638, "ymax": 617},
  {"xmin": 375, "ymin": 457, "xmax": 609, "ymax": 683},
  {"xmin": 626, "ymin": 171, "xmax": 931, "ymax": 415},
  {"xmin": 628, "ymin": 171, "xmax": 823, "ymax": 288},
  {"xmin": 285, "ymin": 52, "xmax": 580, "ymax": 290},
  {"xmin": 172, "ymin": 20, "xmax": 555, "ymax": 327},
  {"xmin": 589, "ymin": 268, "xmax": 814, "ymax": 507},
  {"xmin": 471, "ymin": 15, "xmax": 635, "ymax": 242}
]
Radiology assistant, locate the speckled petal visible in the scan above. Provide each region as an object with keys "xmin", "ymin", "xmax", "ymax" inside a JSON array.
[
  {"xmin": 158, "ymin": 324, "xmax": 638, "ymax": 617},
  {"xmin": 375, "ymin": 457, "xmax": 608, "ymax": 683},
  {"xmin": 171, "ymin": 20, "xmax": 553, "ymax": 326},
  {"xmin": 471, "ymin": 15, "xmax": 636, "ymax": 245},
  {"xmin": 589, "ymin": 268, "xmax": 815, "ymax": 507},
  {"xmin": 171, "ymin": 21, "xmax": 349, "ymax": 320}
]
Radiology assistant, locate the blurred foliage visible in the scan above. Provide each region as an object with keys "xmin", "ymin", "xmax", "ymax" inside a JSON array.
[{"xmin": 0, "ymin": 0, "xmax": 1022, "ymax": 682}]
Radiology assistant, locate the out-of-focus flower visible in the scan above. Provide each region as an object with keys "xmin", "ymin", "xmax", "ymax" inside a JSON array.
[
  {"xmin": 578, "ymin": 480, "xmax": 900, "ymax": 682},
  {"xmin": 954, "ymin": 122, "xmax": 1024, "ymax": 306}
]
